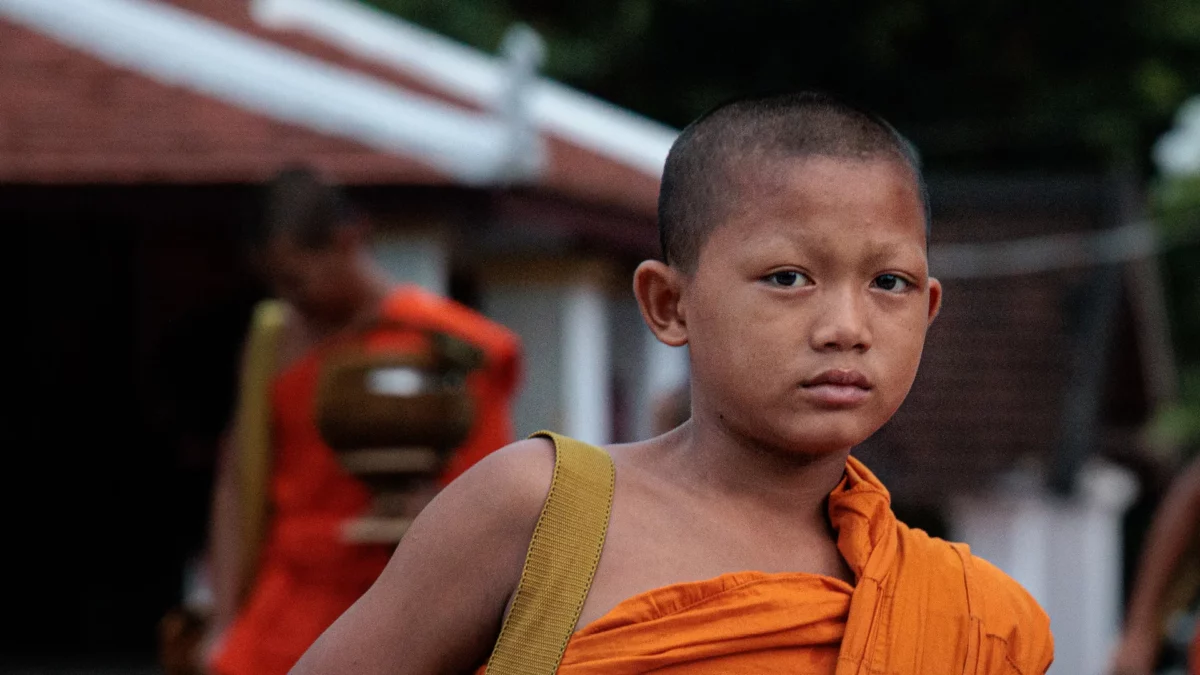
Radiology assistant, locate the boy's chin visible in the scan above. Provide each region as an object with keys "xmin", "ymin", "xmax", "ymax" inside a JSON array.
[{"xmin": 768, "ymin": 415, "xmax": 882, "ymax": 457}]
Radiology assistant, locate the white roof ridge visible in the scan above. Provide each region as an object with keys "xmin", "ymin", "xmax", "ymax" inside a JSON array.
[
  {"xmin": 0, "ymin": 0, "xmax": 532, "ymax": 184},
  {"xmin": 253, "ymin": 0, "xmax": 678, "ymax": 178}
]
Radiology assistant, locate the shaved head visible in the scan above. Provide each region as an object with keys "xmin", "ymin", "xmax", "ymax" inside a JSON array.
[{"xmin": 658, "ymin": 91, "xmax": 929, "ymax": 272}]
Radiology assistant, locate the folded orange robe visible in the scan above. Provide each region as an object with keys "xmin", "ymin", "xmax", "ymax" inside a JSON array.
[
  {"xmin": 557, "ymin": 572, "xmax": 851, "ymax": 673},
  {"xmin": 487, "ymin": 456, "xmax": 1053, "ymax": 674}
]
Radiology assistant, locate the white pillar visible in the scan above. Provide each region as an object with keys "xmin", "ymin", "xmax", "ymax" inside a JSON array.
[
  {"xmin": 480, "ymin": 259, "xmax": 614, "ymax": 445},
  {"xmin": 950, "ymin": 461, "xmax": 1138, "ymax": 675},
  {"xmin": 371, "ymin": 229, "xmax": 449, "ymax": 296},
  {"xmin": 561, "ymin": 281, "xmax": 611, "ymax": 445}
]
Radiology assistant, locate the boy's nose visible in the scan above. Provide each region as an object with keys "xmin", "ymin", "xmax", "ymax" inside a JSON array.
[{"xmin": 810, "ymin": 290, "xmax": 872, "ymax": 353}]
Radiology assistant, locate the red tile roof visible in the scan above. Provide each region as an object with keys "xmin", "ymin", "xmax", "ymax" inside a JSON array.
[{"xmin": 0, "ymin": 0, "xmax": 661, "ymax": 216}]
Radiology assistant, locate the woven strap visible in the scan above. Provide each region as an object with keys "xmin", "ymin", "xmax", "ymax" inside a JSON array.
[
  {"xmin": 235, "ymin": 299, "xmax": 285, "ymax": 605},
  {"xmin": 486, "ymin": 432, "xmax": 615, "ymax": 675}
]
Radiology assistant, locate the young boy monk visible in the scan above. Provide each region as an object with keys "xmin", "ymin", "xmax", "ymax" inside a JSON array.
[{"xmin": 291, "ymin": 92, "xmax": 1054, "ymax": 674}]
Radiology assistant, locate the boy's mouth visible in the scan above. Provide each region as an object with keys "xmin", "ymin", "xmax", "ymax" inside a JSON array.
[{"xmin": 801, "ymin": 369, "xmax": 872, "ymax": 407}]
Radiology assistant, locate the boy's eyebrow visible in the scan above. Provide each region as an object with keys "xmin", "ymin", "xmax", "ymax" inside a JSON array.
[{"xmin": 860, "ymin": 240, "xmax": 928, "ymax": 269}]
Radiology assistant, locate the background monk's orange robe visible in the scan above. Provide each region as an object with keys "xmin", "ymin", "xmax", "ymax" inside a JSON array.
[
  {"xmin": 215, "ymin": 285, "xmax": 521, "ymax": 675},
  {"xmin": 491, "ymin": 456, "xmax": 1053, "ymax": 675}
]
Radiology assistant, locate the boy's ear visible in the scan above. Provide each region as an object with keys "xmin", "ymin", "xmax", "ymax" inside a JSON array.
[
  {"xmin": 927, "ymin": 277, "xmax": 943, "ymax": 325},
  {"xmin": 633, "ymin": 260, "xmax": 689, "ymax": 347}
]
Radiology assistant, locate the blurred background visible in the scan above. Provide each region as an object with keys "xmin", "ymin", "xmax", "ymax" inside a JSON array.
[{"xmin": 3, "ymin": 0, "xmax": 1198, "ymax": 673}]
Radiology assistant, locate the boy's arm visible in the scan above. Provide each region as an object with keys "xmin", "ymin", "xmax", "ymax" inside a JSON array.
[
  {"xmin": 292, "ymin": 438, "xmax": 555, "ymax": 674},
  {"xmin": 1110, "ymin": 456, "xmax": 1200, "ymax": 675}
]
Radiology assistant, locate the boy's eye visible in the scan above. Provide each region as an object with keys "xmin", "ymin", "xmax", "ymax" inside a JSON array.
[
  {"xmin": 766, "ymin": 270, "xmax": 810, "ymax": 287},
  {"xmin": 872, "ymin": 274, "xmax": 911, "ymax": 293}
]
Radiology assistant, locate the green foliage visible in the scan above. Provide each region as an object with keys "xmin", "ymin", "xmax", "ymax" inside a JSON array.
[
  {"xmin": 1148, "ymin": 367, "xmax": 1200, "ymax": 456},
  {"xmin": 1151, "ymin": 174, "xmax": 1200, "ymax": 362},
  {"xmin": 1150, "ymin": 173, "xmax": 1200, "ymax": 449},
  {"xmin": 367, "ymin": 0, "xmax": 513, "ymax": 52},
  {"xmin": 1153, "ymin": 173, "xmax": 1200, "ymax": 241},
  {"xmin": 365, "ymin": 0, "xmax": 653, "ymax": 82}
]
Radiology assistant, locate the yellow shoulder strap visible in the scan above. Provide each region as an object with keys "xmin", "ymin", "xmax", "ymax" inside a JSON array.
[
  {"xmin": 486, "ymin": 431, "xmax": 615, "ymax": 675},
  {"xmin": 235, "ymin": 299, "xmax": 286, "ymax": 605}
]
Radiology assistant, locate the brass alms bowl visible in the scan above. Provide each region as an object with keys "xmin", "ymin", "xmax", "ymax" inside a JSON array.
[{"xmin": 315, "ymin": 329, "xmax": 483, "ymax": 544}]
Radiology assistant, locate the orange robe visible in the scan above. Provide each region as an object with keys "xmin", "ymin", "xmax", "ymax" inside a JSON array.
[
  {"xmin": 490, "ymin": 456, "xmax": 1053, "ymax": 674},
  {"xmin": 215, "ymin": 285, "xmax": 521, "ymax": 675}
]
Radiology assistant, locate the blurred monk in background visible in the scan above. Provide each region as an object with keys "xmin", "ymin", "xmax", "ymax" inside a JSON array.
[{"xmin": 201, "ymin": 167, "xmax": 521, "ymax": 675}]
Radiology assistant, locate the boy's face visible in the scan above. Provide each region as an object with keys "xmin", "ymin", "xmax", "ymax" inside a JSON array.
[{"xmin": 683, "ymin": 156, "xmax": 940, "ymax": 456}]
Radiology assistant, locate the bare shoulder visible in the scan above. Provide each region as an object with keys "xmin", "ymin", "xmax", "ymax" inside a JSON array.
[
  {"xmin": 398, "ymin": 436, "xmax": 556, "ymax": 554},
  {"xmin": 292, "ymin": 438, "xmax": 555, "ymax": 674},
  {"xmin": 377, "ymin": 436, "xmax": 556, "ymax": 605},
  {"xmin": 452, "ymin": 436, "xmax": 557, "ymax": 509}
]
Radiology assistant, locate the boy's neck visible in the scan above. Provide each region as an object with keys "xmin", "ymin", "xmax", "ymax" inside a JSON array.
[{"xmin": 667, "ymin": 413, "xmax": 851, "ymax": 525}]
